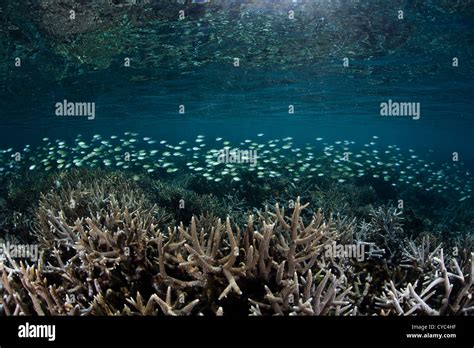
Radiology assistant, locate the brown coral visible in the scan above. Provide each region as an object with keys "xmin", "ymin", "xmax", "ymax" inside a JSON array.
[
  {"xmin": 1, "ymin": 197, "xmax": 357, "ymax": 316},
  {"xmin": 1, "ymin": 194, "xmax": 472, "ymax": 317}
]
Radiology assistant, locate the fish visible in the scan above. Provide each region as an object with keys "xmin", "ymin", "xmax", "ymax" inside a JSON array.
[{"xmin": 0, "ymin": 133, "xmax": 471, "ymax": 202}]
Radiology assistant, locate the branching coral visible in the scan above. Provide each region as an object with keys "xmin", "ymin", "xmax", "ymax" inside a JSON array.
[
  {"xmin": 310, "ymin": 183, "xmax": 377, "ymax": 217},
  {"xmin": 149, "ymin": 197, "xmax": 355, "ymax": 315},
  {"xmin": 1, "ymin": 197, "xmax": 359, "ymax": 316},
  {"xmin": 151, "ymin": 179, "xmax": 231, "ymax": 224},
  {"xmin": 1, "ymin": 193, "xmax": 472, "ymax": 317},
  {"xmin": 376, "ymin": 246, "xmax": 473, "ymax": 316},
  {"xmin": 35, "ymin": 170, "xmax": 173, "ymax": 248},
  {"xmin": 1, "ymin": 205, "xmax": 163, "ymax": 315},
  {"xmin": 356, "ymin": 205, "xmax": 405, "ymax": 261}
]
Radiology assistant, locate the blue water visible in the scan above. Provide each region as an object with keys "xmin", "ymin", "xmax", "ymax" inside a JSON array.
[{"xmin": 1, "ymin": 1, "xmax": 473, "ymax": 176}]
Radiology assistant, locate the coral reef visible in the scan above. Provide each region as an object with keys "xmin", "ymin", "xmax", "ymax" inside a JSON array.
[
  {"xmin": 309, "ymin": 182, "xmax": 377, "ymax": 217},
  {"xmin": 0, "ymin": 168, "xmax": 472, "ymax": 316},
  {"xmin": 1, "ymin": 189, "xmax": 472, "ymax": 316},
  {"xmin": 150, "ymin": 178, "xmax": 242, "ymax": 225},
  {"xmin": 0, "ymin": 197, "xmax": 352, "ymax": 315},
  {"xmin": 377, "ymin": 245, "xmax": 473, "ymax": 315}
]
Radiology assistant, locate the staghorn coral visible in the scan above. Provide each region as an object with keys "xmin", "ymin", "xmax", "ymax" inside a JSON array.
[
  {"xmin": 0, "ymin": 171, "xmax": 52, "ymax": 242},
  {"xmin": 1, "ymin": 205, "xmax": 166, "ymax": 316},
  {"xmin": 150, "ymin": 179, "xmax": 231, "ymax": 224},
  {"xmin": 148, "ymin": 197, "xmax": 356, "ymax": 315},
  {"xmin": 355, "ymin": 205, "xmax": 406, "ymax": 262},
  {"xmin": 1, "ymin": 194, "xmax": 472, "ymax": 316},
  {"xmin": 1, "ymin": 197, "xmax": 358, "ymax": 316},
  {"xmin": 310, "ymin": 182, "xmax": 377, "ymax": 217},
  {"xmin": 0, "ymin": 211, "xmax": 139, "ymax": 315},
  {"xmin": 35, "ymin": 170, "xmax": 173, "ymax": 247},
  {"xmin": 376, "ymin": 247, "xmax": 473, "ymax": 316},
  {"xmin": 0, "ymin": 209, "xmax": 37, "ymax": 244}
]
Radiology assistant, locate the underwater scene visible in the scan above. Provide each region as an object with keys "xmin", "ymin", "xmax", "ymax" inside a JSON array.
[{"xmin": 0, "ymin": 0, "xmax": 473, "ymax": 317}]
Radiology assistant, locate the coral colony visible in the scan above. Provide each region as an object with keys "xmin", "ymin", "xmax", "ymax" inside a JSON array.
[
  {"xmin": 0, "ymin": 0, "xmax": 473, "ymax": 319},
  {"xmin": 0, "ymin": 169, "xmax": 472, "ymax": 316}
]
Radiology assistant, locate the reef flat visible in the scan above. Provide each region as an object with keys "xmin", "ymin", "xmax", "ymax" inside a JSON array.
[{"xmin": 0, "ymin": 134, "xmax": 472, "ymax": 316}]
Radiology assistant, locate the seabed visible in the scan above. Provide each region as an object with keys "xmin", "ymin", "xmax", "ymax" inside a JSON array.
[{"xmin": 0, "ymin": 133, "xmax": 472, "ymax": 316}]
